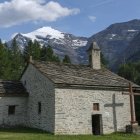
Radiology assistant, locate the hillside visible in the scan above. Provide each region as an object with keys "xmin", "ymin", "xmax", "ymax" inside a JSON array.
[
  {"xmin": 88, "ymin": 19, "xmax": 140, "ymax": 70},
  {"xmin": 8, "ymin": 27, "xmax": 88, "ymax": 64},
  {"xmin": 7, "ymin": 19, "xmax": 140, "ymax": 70}
]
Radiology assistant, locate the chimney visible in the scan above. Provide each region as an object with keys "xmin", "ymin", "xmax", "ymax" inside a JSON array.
[
  {"xmin": 29, "ymin": 56, "xmax": 34, "ymax": 63},
  {"xmin": 87, "ymin": 42, "xmax": 101, "ymax": 70}
]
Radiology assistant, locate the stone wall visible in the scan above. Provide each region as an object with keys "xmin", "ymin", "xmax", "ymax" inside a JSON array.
[
  {"xmin": 21, "ymin": 64, "xmax": 55, "ymax": 133},
  {"xmin": 91, "ymin": 49, "xmax": 101, "ymax": 70},
  {"xmin": 0, "ymin": 97, "xmax": 27, "ymax": 126},
  {"xmin": 55, "ymin": 88, "xmax": 131, "ymax": 135},
  {"xmin": 21, "ymin": 63, "xmax": 131, "ymax": 135}
]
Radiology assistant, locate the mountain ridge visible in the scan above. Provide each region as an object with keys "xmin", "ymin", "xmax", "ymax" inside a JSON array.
[
  {"xmin": 9, "ymin": 26, "xmax": 88, "ymax": 64},
  {"xmin": 88, "ymin": 19, "xmax": 140, "ymax": 70},
  {"xmin": 7, "ymin": 19, "xmax": 140, "ymax": 70}
]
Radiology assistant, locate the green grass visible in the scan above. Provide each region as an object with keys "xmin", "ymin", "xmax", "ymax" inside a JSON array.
[{"xmin": 0, "ymin": 127, "xmax": 139, "ymax": 140}]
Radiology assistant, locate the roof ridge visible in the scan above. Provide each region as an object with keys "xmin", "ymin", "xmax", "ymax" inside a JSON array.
[
  {"xmin": 32, "ymin": 61, "xmax": 139, "ymax": 88},
  {"xmin": 34, "ymin": 60, "xmax": 89, "ymax": 67}
]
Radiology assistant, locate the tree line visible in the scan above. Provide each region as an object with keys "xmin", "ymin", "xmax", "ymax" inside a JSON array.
[
  {"xmin": 118, "ymin": 62, "xmax": 140, "ymax": 124},
  {"xmin": 118, "ymin": 62, "xmax": 140, "ymax": 85},
  {"xmin": 0, "ymin": 39, "xmax": 71, "ymax": 80}
]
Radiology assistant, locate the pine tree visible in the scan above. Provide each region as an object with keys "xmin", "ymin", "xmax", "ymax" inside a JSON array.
[
  {"xmin": 32, "ymin": 40, "xmax": 41, "ymax": 60},
  {"xmin": 40, "ymin": 45, "xmax": 47, "ymax": 61},
  {"xmin": 1, "ymin": 50, "xmax": 13, "ymax": 80},
  {"xmin": 24, "ymin": 40, "xmax": 41, "ymax": 62},
  {"xmin": 0, "ymin": 39, "xmax": 5, "ymax": 76},
  {"xmin": 52, "ymin": 55, "xmax": 60, "ymax": 63},
  {"xmin": 101, "ymin": 53, "xmax": 108, "ymax": 66},
  {"xmin": 0, "ymin": 41, "xmax": 13, "ymax": 80},
  {"xmin": 40, "ymin": 45, "xmax": 60, "ymax": 62},
  {"xmin": 10, "ymin": 38, "xmax": 25, "ymax": 80},
  {"xmin": 24, "ymin": 40, "xmax": 34, "ymax": 62},
  {"xmin": 46, "ymin": 45, "xmax": 54, "ymax": 61},
  {"xmin": 63, "ymin": 55, "xmax": 71, "ymax": 64}
]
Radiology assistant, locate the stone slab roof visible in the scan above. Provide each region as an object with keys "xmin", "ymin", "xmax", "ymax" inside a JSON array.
[
  {"xmin": 0, "ymin": 80, "xmax": 28, "ymax": 96},
  {"xmin": 32, "ymin": 61, "xmax": 140, "ymax": 90}
]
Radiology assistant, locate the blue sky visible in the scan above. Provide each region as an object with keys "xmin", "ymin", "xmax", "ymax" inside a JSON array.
[{"xmin": 0, "ymin": 0, "xmax": 140, "ymax": 41}]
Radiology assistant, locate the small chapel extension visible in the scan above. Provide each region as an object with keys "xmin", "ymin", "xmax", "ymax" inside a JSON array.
[
  {"xmin": 20, "ymin": 42, "xmax": 139, "ymax": 135},
  {"xmin": 0, "ymin": 81, "xmax": 28, "ymax": 126}
]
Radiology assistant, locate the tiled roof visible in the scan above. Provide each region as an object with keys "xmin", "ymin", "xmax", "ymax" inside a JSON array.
[
  {"xmin": 0, "ymin": 80, "xmax": 28, "ymax": 96},
  {"xmin": 87, "ymin": 42, "xmax": 100, "ymax": 51},
  {"xmin": 32, "ymin": 61, "xmax": 139, "ymax": 89}
]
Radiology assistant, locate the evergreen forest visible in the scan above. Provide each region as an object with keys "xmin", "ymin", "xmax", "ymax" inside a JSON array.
[{"xmin": 0, "ymin": 39, "xmax": 71, "ymax": 80}]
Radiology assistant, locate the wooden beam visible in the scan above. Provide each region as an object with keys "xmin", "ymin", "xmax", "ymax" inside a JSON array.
[{"xmin": 122, "ymin": 82, "xmax": 138, "ymax": 125}]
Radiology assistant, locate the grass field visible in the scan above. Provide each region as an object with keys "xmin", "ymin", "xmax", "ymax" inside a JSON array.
[{"xmin": 0, "ymin": 128, "xmax": 139, "ymax": 140}]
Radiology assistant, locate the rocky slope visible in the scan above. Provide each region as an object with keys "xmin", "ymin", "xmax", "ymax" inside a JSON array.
[
  {"xmin": 118, "ymin": 32, "xmax": 140, "ymax": 63},
  {"xmin": 9, "ymin": 27, "xmax": 88, "ymax": 64},
  {"xmin": 8, "ymin": 19, "xmax": 140, "ymax": 69},
  {"xmin": 88, "ymin": 19, "xmax": 140, "ymax": 69}
]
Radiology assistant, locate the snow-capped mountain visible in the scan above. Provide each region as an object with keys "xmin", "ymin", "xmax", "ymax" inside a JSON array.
[
  {"xmin": 10, "ymin": 27, "xmax": 88, "ymax": 64},
  {"xmin": 8, "ymin": 19, "xmax": 140, "ymax": 69}
]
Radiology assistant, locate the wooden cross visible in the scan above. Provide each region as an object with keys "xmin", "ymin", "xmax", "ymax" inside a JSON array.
[
  {"xmin": 122, "ymin": 82, "xmax": 140, "ymax": 125},
  {"xmin": 104, "ymin": 94, "xmax": 124, "ymax": 132}
]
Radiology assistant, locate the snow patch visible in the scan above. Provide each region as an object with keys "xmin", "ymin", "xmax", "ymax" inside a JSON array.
[
  {"xmin": 111, "ymin": 34, "xmax": 116, "ymax": 37},
  {"xmin": 127, "ymin": 29, "xmax": 138, "ymax": 32},
  {"xmin": 22, "ymin": 27, "xmax": 65, "ymax": 41},
  {"xmin": 72, "ymin": 40, "xmax": 88, "ymax": 47}
]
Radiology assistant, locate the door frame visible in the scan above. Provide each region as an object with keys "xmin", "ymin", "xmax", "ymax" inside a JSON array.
[{"xmin": 92, "ymin": 114, "xmax": 103, "ymax": 135}]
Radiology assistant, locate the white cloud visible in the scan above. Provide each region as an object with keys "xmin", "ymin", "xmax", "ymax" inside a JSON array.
[
  {"xmin": 0, "ymin": 0, "xmax": 80, "ymax": 28},
  {"xmin": 88, "ymin": 16, "xmax": 96, "ymax": 22}
]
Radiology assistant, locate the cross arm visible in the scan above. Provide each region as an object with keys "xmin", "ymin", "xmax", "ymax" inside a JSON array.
[
  {"xmin": 104, "ymin": 103, "xmax": 124, "ymax": 107},
  {"xmin": 122, "ymin": 92, "xmax": 140, "ymax": 96}
]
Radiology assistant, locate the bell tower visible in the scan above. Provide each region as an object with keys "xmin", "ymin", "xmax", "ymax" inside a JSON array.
[{"xmin": 87, "ymin": 42, "xmax": 101, "ymax": 70}]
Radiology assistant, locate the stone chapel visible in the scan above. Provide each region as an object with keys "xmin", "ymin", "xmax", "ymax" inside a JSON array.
[{"xmin": 0, "ymin": 42, "xmax": 139, "ymax": 135}]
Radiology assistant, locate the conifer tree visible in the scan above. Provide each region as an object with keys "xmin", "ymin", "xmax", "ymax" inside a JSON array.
[
  {"xmin": 24, "ymin": 40, "xmax": 34, "ymax": 62},
  {"xmin": 32, "ymin": 40, "xmax": 41, "ymax": 60},
  {"xmin": 10, "ymin": 38, "xmax": 25, "ymax": 80},
  {"xmin": 0, "ymin": 39, "xmax": 5, "ymax": 76},
  {"xmin": 63, "ymin": 55, "xmax": 71, "ymax": 64},
  {"xmin": 40, "ymin": 45, "xmax": 60, "ymax": 62},
  {"xmin": 40, "ymin": 45, "xmax": 47, "ymax": 61},
  {"xmin": 101, "ymin": 53, "xmax": 108, "ymax": 66},
  {"xmin": 0, "ymin": 41, "xmax": 13, "ymax": 80},
  {"xmin": 46, "ymin": 45, "xmax": 54, "ymax": 61}
]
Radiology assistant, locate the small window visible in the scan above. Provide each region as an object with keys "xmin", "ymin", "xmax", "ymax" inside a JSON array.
[
  {"xmin": 93, "ymin": 103, "xmax": 99, "ymax": 111},
  {"xmin": 8, "ymin": 105, "xmax": 16, "ymax": 115},
  {"xmin": 38, "ymin": 102, "xmax": 41, "ymax": 114}
]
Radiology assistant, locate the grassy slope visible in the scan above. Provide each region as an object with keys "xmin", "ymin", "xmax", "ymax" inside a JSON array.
[{"xmin": 0, "ymin": 128, "xmax": 139, "ymax": 140}]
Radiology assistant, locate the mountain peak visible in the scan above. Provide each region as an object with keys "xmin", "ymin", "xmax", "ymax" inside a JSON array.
[
  {"xmin": 11, "ymin": 33, "xmax": 23, "ymax": 39},
  {"xmin": 22, "ymin": 26, "xmax": 64, "ymax": 41},
  {"xmin": 36, "ymin": 26, "xmax": 59, "ymax": 32}
]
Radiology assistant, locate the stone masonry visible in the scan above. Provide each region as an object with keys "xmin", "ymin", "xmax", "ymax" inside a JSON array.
[
  {"xmin": 20, "ymin": 63, "xmax": 131, "ymax": 134},
  {"xmin": 21, "ymin": 64, "xmax": 55, "ymax": 133},
  {"xmin": 55, "ymin": 88, "xmax": 131, "ymax": 134},
  {"xmin": 0, "ymin": 41, "xmax": 136, "ymax": 134},
  {"xmin": 0, "ymin": 97, "xmax": 27, "ymax": 126}
]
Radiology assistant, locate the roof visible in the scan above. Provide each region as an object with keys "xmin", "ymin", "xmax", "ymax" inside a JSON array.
[
  {"xmin": 32, "ymin": 61, "xmax": 140, "ymax": 90},
  {"xmin": 87, "ymin": 42, "xmax": 100, "ymax": 52},
  {"xmin": 0, "ymin": 80, "xmax": 28, "ymax": 96}
]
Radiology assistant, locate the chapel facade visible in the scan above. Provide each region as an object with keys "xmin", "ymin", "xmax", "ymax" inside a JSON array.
[{"xmin": 0, "ymin": 42, "xmax": 139, "ymax": 135}]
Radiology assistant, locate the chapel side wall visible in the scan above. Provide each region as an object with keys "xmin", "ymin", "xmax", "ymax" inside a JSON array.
[
  {"xmin": 55, "ymin": 88, "xmax": 131, "ymax": 135},
  {"xmin": 0, "ymin": 97, "xmax": 27, "ymax": 126},
  {"xmin": 21, "ymin": 64, "xmax": 55, "ymax": 133}
]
